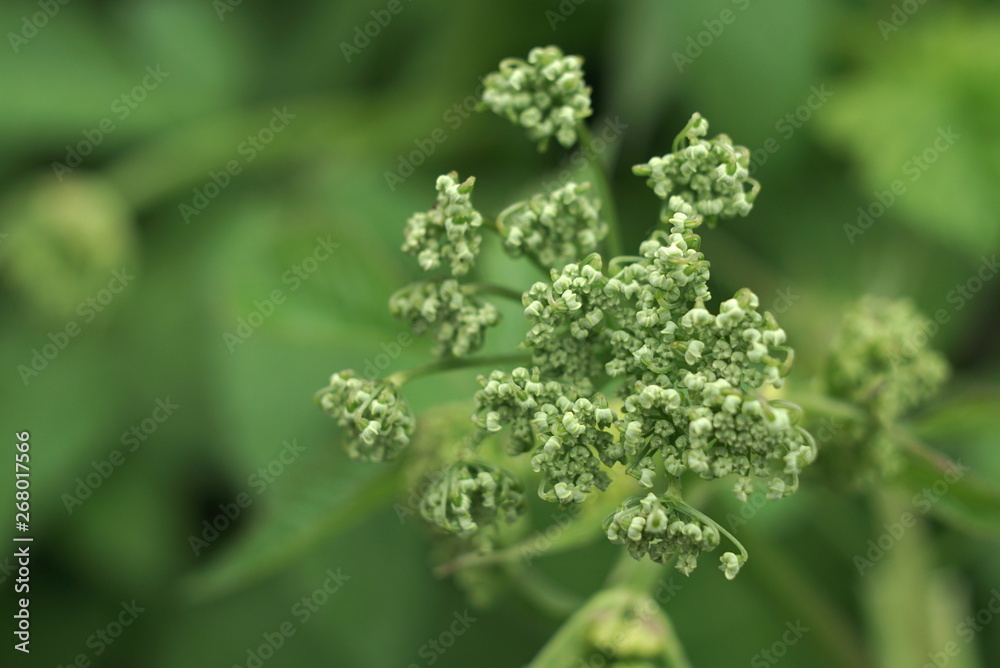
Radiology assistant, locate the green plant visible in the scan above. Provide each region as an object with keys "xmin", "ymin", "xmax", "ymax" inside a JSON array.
[{"xmin": 315, "ymin": 46, "xmax": 992, "ymax": 667}]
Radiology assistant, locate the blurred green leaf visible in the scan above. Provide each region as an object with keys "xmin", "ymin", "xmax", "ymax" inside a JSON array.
[
  {"xmin": 896, "ymin": 438, "xmax": 1000, "ymax": 536},
  {"xmin": 818, "ymin": 10, "xmax": 1000, "ymax": 254},
  {"xmin": 182, "ymin": 454, "xmax": 401, "ymax": 603}
]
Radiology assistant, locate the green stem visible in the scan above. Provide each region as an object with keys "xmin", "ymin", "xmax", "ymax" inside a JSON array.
[
  {"xmin": 388, "ymin": 352, "xmax": 531, "ymax": 385},
  {"xmin": 577, "ymin": 122, "xmax": 623, "ymax": 258},
  {"xmin": 466, "ymin": 283, "xmax": 524, "ymax": 303},
  {"xmin": 502, "ymin": 560, "xmax": 584, "ymax": 619},
  {"xmin": 790, "ymin": 392, "xmax": 868, "ymax": 424},
  {"xmin": 666, "ymin": 494, "xmax": 748, "ymax": 564}
]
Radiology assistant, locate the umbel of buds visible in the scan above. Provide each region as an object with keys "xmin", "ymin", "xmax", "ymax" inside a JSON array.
[
  {"xmin": 317, "ymin": 371, "xmax": 415, "ymax": 463},
  {"xmin": 319, "ymin": 45, "xmax": 819, "ymax": 580},
  {"xmin": 402, "ymin": 172, "xmax": 483, "ymax": 276},
  {"xmin": 633, "ymin": 112, "xmax": 759, "ymax": 226},
  {"xmin": 480, "ymin": 45, "xmax": 593, "ymax": 150},
  {"xmin": 419, "ymin": 461, "xmax": 526, "ymax": 537}
]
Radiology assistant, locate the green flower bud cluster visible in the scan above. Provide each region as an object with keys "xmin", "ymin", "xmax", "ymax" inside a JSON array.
[
  {"xmin": 523, "ymin": 253, "xmax": 615, "ymax": 388},
  {"xmin": 497, "ymin": 181, "xmax": 606, "ymax": 270},
  {"xmin": 389, "ymin": 279, "xmax": 500, "ymax": 357},
  {"xmin": 825, "ymin": 296, "xmax": 948, "ymax": 421},
  {"xmin": 317, "ymin": 371, "xmax": 415, "ymax": 462},
  {"xmin": 402, "ymin": 172, "xmax": 483, "ymax": 276},
  {"xmin": 603, "ymin": 214, "xmax": 712, "ymax": 381},
  {"xmin": 318, "ymin": 47, "xmax": 818, "ymax": 580},
  {"xmin": 603, "ymin": 493, "xmax": 743, "ymax": 577},
  {"xmin": 475, "ymin": 367, "xmax": 620, "ymax": 503},
  {"xmin": 512, "ymin": 210, "xmax": 812, "ymax": 503},
  {"xmin": 633, "ymin": 113, "xmax": 759, "ymax": 225},
  {"xmin": 419, "ymin": 461, "xmax": 526, "ymax": 537},
  {"xmin": 481, "ymin": 45, "xmax": 593, "ymax": 150}
]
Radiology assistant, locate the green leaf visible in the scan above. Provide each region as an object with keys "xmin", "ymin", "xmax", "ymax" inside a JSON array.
[
  {"xmin": 895, "ymin": 437, "xmax": 1000, "ymax": 536},
  {"xmin": 181, "ymin": 456, "xmax": 401, "ymax": 603},
  {"xmin": 817, "ymin": 10, "xmax": 1000, "ymax": 254}
]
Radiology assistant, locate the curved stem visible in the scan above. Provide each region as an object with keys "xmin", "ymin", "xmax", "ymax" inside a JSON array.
[
  {"xmin": 388, "ymin": 352, "xmax": 532, "ymax": 386},
  {"xmin": 577, "ymin": 122, "xmax": 623, "ymax": 259},
  {"xmin": 666, "ymin": 494, "xmax": 748, "ymax": 564}
]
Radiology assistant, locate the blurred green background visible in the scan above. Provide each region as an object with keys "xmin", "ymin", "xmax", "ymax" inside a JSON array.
[{"xmin": 1, "ymin": 0, "xmax": 999, "ymax": 666}]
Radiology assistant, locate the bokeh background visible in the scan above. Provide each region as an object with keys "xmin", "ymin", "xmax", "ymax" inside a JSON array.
[{"xmin": 2, "ymin": 0, "xmax": 999, "ymax": 666}]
